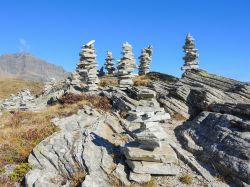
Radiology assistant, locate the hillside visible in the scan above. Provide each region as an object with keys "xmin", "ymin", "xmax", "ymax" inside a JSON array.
[
  {"xmin": 0, "ymin": 53, "xmax": 70, "ymax": 81},
  {"xmin": 0, "ymin": 78, "xmax": 44, "ymax": 100}
]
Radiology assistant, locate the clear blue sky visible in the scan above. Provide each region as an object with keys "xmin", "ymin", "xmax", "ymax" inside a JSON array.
[{"xmin": 0, "ymin": 0, "xmax": 249, "ymax": 82}]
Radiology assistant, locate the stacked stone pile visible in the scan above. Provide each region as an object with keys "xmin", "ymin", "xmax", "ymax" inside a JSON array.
[
  {"xmin": 77, "ymin": 40, "xmax": 99, "ymax": 91},
  {"xmin": 138, "ymin": 45, "xmax": 153, "ymax": 75},
  {"xmin": 0, "ymin": 89, "xmax": 35, "ymax": 110},
  {"xmin": 104, "ymin": 51, "xmax": 116, "ymax": 75},
  {"xmin": 121, "ymin": 87, "xmax": 179, "ymax": 183},
  {"xmin": 70, "ymin": 71, "xmax": 82, "ymax": 87},
  {"xmin": 182, "ymin": 33, "xmax": 199, "ymax": 71},
  {"xmin": 117, "ymin": 42, "xmax": 136, "ymax": 89}
]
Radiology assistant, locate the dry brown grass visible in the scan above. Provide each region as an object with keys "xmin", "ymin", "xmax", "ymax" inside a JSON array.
[
  {"xmin": 58, "ymin": 93, "xmax": 112, "ymax": 112},
  {"xmin": 0, "ymin": 92, "xmax": 112, "ymax": 184},
  {"xmin": 172, "ymin": 113, "xmax": 187, "ymax": 121},
  {"xmin": 144, "ymin": 177, "xmax": 157, "ymax": 187},
  {"xmin": 0, "ymin": 78, "xmax": 44, "ymax": 100},
  {"xmin": 179, "ymin": 174, "xmax": 193, "ymax": 185},
  {"xmin": 0, "ymin": 109, "xmax": 58, "ymax": 168},
  {"xmin": 99, "ymin": 78, "xmax": 118, "ymax": 87},
  {"xmin": 71, "ymin": 170, "xmax": 87, "ymax": 187},
  {"xmin": 133, "ymin": 75, "xmax": 151, "ymax": 87}
]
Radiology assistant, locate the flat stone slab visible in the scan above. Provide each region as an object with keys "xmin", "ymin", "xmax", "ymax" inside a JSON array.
[
  {"xmin": 129, "ymin": 172, "xmax": 151, "ymax": 183},
  {"xmin": 126, "ymin": 160, "xmax": 179, "ymax": 175},
  {"xmin": 122, "ymin": 144, "xmax": 178, "ymax": 163}
]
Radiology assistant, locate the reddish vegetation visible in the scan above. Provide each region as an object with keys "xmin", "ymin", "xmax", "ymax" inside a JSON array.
[{"xmin": 58, "ymin": 93, "xmax": 112, "ymax": 112}]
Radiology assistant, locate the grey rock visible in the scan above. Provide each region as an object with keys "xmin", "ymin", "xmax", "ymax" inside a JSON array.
[
  {"xmin": 126, "ymin": 160, "xmax": 179, "ymax": 175},
  {"xmin": 179, "ymin": 111, "xmax": 250, "ymax": 186},
  {"xmin": 129, "ymin": 172, "xmax": 151, "ymax": 183},
  {"xmin": 112, "ymin": 163, "xmax": 131, "ymax": 186}
]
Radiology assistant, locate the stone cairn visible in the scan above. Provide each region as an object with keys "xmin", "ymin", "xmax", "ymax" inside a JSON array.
[
  {"xmin": 70, "ymin": 71, "xmax": 82, "ymax": 87},
  {"xmin": 77, "ymin": 40, "xmax": 99, "ymax": 91},
  {"xmin": 117, "ymin": 42, "xmax": 136, "ymax": 89},
  {"xmin": 121, "ymin": 87, "xmax": 179, "ymax": 183},
  {"xmin": 104, "ymin": 51, "xmax": 116, "ymax": 75},
  {"xmin": 181, "ymin": 33, "xmax": 199, "ymax": 71},
  {"xmin": 138, "ymin": 45, "xmax": 153, "ymax": 75}
]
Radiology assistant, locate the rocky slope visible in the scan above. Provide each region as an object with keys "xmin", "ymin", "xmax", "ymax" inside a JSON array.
[
  {"xmin": 1, "ymin": 68, "xmax": 249, "ymax": 187},
  {"xmin": 0, "ymin": 53, "xmax": 70, "ymax": 81},
  {"xmin": 149, "ymin": 69, "xmax": 250, "ymax": 186}
]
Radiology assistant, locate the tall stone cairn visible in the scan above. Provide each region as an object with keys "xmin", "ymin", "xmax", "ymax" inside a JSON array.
[
  {"xmin": 138, "ymin": 45, "xmax": 153, "ymax": 75},
  {"xmin": 104, "ymin": 51, "xmax": 116, "ymax": 75},
  {"xmin": 117, "ymin": 42, "xmax": 136, "ymax": 89},
  {"xmin": 181, "ymin": 33, "xmax": 199, "ymax": 71},
  {"xmin": 77, "ymin": 40, "xmax": 99, "ymax": 91}
]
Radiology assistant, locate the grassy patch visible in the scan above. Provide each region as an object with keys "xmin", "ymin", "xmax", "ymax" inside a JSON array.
[
  {"xmin": 99, "ymin": 78, "xmax": 118, "ymax": 87},
  {"xmin": 144, "ymin": 177, "xmax": 157, "ymax": 187},
  {"xmin": 179, "ymin": 174, "xmax": 193, "ymax": 185},
  {"xmin": 0, "ymin": 167, "xmax": 6, "ymax": 174},
  {"xmin": 0, "ymin": 78, "xmax": 44, "ymax": 100},
  {"xmin": 0, "ymin": 109, "xmax": 58, "ymax": 168},
  {"xmin": 9, "ymin": 163, "xmax": 30, "ymax": 181},
  {"xmin": 58, "ymin": 93, "xmax": 112, "ymax": 112},
  {"xmin": 133, "ymin": 75, "xmax": 151, "ymax": 87}
]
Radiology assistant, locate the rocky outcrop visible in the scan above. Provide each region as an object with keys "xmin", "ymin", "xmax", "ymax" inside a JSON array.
[
  {"xmin": 149, "ymin": 69, "xmax": 250, "ymax": 186},
  {"xmin": 150, "ymin": 69, "xmax": 250, "ymax": 119},
  {"xmin": 178, "ymin": 111, "xmax": 250, "ymax": 186},
  {"xmin": 25, "ymin": 106, "xmax": 129, "ymax": 187}
]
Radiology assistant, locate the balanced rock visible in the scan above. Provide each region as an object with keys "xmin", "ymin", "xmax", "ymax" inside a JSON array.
[
  {"xmin": 181, "ymin": 33, "xmax": 199, "ymax": 71},
  {"xmin": 117, "ymin": 42, "xmax": 136, "ymax": 89},
  {"xmin": 138, "ymin": 45, "xmax": 153, "ymax": 75},
  {"xmin": 104, "ymin": 51, "xmax": 116, "ymax": 75},
  {"xmin": 77, "ymin": 40, "xmax": 99, "ymax": 91}
]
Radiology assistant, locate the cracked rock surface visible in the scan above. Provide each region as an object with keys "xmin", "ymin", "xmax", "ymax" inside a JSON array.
[{"xmin": 25, "ymin": 107, "xmax": 126, "ymax": 187}]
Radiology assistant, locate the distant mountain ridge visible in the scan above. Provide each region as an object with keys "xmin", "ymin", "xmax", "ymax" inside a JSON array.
[{"xmin": 0, "ymin": 53, "xmax": 70, "ymax": 81}]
